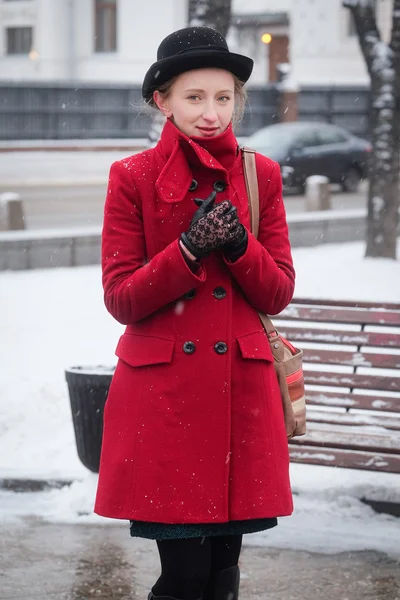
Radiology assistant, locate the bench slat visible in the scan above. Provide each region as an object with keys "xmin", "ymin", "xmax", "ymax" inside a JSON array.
[
  {"xmin": 307, "ymin": 389, "xmax": 400, "ymax": 413},
  {"xmin": 279, "ymin": 305, "xmax": 400, "ymax": 326},
  {"xmin": 289, "ymin": 445, "xmax": 400, "ymax": 473},
  {"xmin": 292, "ymin": 298, "xmax": 400, "ymax": 311},
  {"xmin": 305, "ymin": 371, "xmax": 400, "ymax": 393},
  {"xmin": 290, "ymin": 423, "xmax": 400, "ymax": 453},
  {"xmin": 276, "ymin": 326, "xmax": 400, "ymax": 348},
  {"xmin": 303, "ymin": 348, "xmax": 400, "ymax": 369},
  {"xmin": 307, "ymin": 409, "xmax": 400, "ymax": 431}
]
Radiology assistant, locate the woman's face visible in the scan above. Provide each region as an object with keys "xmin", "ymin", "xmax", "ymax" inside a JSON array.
[{"xmin": 154, "ymin": 68, "xmax": 235, "ymax": 138}]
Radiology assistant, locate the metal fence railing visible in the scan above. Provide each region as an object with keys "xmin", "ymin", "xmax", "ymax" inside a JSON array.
[
  {"xmin": 0, "ymin": 81, "xmax": 370, "ymax": 140},
  {"xmin": 0, "ymin": 82, "xmax": 280, "ymax": 140},
  {"xmin": 298, "ymin": 86, "xmax": 370, "ymax": 138},
  {"xmin": 0, "ymin": 82, "xmax": 151, "ymax": 140}
]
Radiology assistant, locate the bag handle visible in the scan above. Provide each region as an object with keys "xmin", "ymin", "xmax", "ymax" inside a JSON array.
[
  {"xmin": 241, "ymin": 147, "xmax": 260, "ymax": 239},
  {"xmin": 241, "ymin": 147, "xmax": 275, "ymax": 335}
]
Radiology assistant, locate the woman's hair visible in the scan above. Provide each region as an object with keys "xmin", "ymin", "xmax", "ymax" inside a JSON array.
[{"xmin": 146, "ymin": 74, "xmax": 248, "ymax": 127}]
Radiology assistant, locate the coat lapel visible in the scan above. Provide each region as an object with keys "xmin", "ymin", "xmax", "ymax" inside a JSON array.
[
  {"xmin": 155, "ymin": 138, "xmax": 193, "ymax": 204},
  {"xmin": 155, "ymin": 119, "xmax": 235, "ymax": 204}
]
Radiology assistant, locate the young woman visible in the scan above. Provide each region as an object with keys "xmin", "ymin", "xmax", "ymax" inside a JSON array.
[{"xmin": 95, "ymin": 26, "xmax": 295, "ymax": 600}]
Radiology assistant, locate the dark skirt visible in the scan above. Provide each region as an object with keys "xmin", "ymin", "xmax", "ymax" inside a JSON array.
[{"xmin": 129, "ymin": 517, "xmax": 278, "ymax": 540}]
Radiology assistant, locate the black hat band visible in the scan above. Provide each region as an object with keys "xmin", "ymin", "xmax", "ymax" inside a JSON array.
[{"xmin": 175, "ymin": 44, "xmax": 229, "ymax": 56}]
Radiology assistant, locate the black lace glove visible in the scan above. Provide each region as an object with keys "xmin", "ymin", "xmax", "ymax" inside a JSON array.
[
  {"xmin": 223, "ymin": 226, "xmax": 248, "ymax": 262},
  {"xmin": 180, "ymin": 192, "xmax": 244, "ymax": 259}
]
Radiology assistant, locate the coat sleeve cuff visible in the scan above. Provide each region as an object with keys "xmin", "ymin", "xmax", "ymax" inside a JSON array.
[
  {"xmin": 222, "ymin": 232, "xmax": 294, "ymax": 315},
  {"xmin": 105, "ymin": 239, "xmax": 207, "ymax": 324}
]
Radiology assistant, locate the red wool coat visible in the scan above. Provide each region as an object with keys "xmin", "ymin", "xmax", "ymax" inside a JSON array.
[{"xmin": 94, "ymin": 119, "xmax": 296, "ymax": 524}]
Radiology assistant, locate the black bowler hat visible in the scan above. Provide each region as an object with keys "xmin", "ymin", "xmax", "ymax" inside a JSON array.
[{"xmin": 142, "ymin": 26, "xmax": 254, "ymax": 102}]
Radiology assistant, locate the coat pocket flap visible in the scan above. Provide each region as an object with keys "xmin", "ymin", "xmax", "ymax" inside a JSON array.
[
  {"xmin": 237, "ymin": 331, "xmax": 274, "ymax": 362},
  {"xmin": 116, "ymin": 334, "xmax": 175, "ymax": 367}
]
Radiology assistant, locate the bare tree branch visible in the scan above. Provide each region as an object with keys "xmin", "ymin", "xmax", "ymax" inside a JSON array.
[
  {"xmin": 343, "ymin": 0, "xmax": 399, "ymax": 259},
  {"xmin": 343, "ymin": 0, "xmax": 375, "ymax": 6},
  {"xmin": 391, "ymin": 0, "xmax": 400, "ymax": 95},
  {"xmin": 343, "ymin": 0, "xmax": 383, "ymax": 77}
]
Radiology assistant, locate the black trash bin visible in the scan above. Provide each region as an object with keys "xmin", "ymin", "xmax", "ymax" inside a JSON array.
[{"xmin": 65, "ymin": 366, "xmax": 115, "ymax": 473}]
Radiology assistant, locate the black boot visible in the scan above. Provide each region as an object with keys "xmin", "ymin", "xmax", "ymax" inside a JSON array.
[
  {"xmin": 148, "ymin": 593, "xmax": 179, "ymax": 600},
  {"xmin": 203, "ymin": 565, "xmax": 240, "ymax": 600},
  {"xmin": 148, "ymin": 592, "xmax": 202, "ymax": 600}
]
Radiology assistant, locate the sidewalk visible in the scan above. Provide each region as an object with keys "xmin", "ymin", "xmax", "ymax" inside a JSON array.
[
  {"xmin": 0, "ymin": 150, "xmax": 135, "ymax": 187},
  {"xmin": 0, "ymin": 138, "xmax": 148, "ymax": 153},
  {"xmin": 0, "ymin": 144, "xmax": 366, "ymax": 195},
  {"xmin": 1, "ymin": 520, "xmax": 399, "ymax": 600},
  {"xmin": 0, "ymin": 148, "xmax": 368, "ymax": 209}
]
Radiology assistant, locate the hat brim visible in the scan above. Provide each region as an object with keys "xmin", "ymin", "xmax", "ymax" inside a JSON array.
[{"xmin": 142, "ymin": 50, "xmax": 253, "ymax": 101}]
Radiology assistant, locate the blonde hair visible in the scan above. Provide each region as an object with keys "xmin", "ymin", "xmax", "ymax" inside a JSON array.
[{"xmin": 146, "ymin": 73, "xmax": 248, "ymax": 127}]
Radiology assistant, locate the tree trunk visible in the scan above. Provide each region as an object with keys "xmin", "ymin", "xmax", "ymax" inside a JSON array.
[
  {"xmin": 188, "ymin": 0, "xmax": 232, "ymax": 37},
  {"xmin": 391, "ymin": 0, "xmax": 400, "ymax": 252},
  {"xmin": 343, "ymin": 0, "xmax": 399, "ymax": 259}
]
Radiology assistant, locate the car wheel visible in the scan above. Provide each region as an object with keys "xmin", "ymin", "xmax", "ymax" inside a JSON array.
[{"xmin": 341, "ymin": 167, "xmax": 361, "ymax": 193}]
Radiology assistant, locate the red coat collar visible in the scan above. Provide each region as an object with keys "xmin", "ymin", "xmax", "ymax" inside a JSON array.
[{"xmin": 155, "ymin": 119, "xmax": 239, "ymax": 203}]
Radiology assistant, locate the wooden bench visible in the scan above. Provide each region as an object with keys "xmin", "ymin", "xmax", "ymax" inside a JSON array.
[{"xmin": 274, "ymin": 299, "xmax": 400, "ymax": 474}]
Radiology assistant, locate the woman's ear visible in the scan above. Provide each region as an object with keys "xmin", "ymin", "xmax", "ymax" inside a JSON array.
[{"xmin": 153, "ymin": 91, "xmax": 172, "ymax": 118}]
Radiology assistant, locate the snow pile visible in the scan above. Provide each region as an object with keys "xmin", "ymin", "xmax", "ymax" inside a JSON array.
[
  {"xmin": 293, "ymin": 240, "xmax": 400, "ymax": 302},
  {"xmin": 0, "ymin": 266, "xmax": 122, "ymax": 479},
  {"xmin": 249, "ymin": 463, "xmax": 400, "ymax": 557},
  {"xmin": 1, "ymin": 465, "xmax": 399, "ymax": 557}
]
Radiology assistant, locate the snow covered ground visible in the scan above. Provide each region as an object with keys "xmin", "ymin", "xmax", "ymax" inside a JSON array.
[{"xmin": 0, "ymin": 240, "xmax": 399, "ymax": 557}]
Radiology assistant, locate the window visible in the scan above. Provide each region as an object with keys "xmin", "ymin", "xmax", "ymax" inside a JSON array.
[
  {"xmin": 317, "ymin": 127, "xmax": 348, "ymax": 145},
  {"xmin": 95, "ymin": 0, "xmax": 117, "ymax": 52},
  {"xmin": 294, "ymin": 130, "xmax": 321, "ymax": 149},
  {"xmin": 6, "ymin": 27, "xmax": 33, "ymax": 54}
]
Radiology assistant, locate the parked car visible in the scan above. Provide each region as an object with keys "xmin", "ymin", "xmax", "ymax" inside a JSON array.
[{"xmin": 246, "ymin": 121, "xmax": 371, "ymax": 192}]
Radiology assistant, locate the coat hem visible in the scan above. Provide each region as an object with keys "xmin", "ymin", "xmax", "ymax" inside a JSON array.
[
  {"xmin": 93, "ymin": 508, "xmax": 293, "ymax": 521},
  {"xmin": 129, "ymin": 517, "xmax": 278, "ymax": 540}
]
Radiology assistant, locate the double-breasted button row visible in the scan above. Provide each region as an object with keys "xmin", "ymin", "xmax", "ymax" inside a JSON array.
[
  {"xmin": 189, "ymin": 180, "xmax": 226, "ymax": 193},
  {"xmin": 183, "ymin": 341, "xmax": 228, "ymax": 355},
  {"xmin": 185, "ymin": 288, "xmax": 226, "ymax": 301}
]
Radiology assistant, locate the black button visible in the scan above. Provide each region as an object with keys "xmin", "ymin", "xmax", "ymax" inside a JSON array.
[
  {"xmin": 213, "ymin": 286, "xmax": 226, "ymax": 300},
  {"xmin": 189, "ymin": 179, "xmax": 198, "ymax": 192},
  {"xmin": 183, "ymin": 341, "xmax": 196, "ymax": 354},
  {"xmin": 214, "ymin": 342, "xmax": 228, "ymax": 355},
  {"xmin": 213, "ymin": 180, "xmax": 226, "ymax": 193},
  {"xmin": 184, "ymin": 288, "xmax": 196, "ymax": 300}
]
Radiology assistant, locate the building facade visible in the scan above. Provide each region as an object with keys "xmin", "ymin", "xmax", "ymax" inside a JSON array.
[
  {"xmin": 289, "ymin": 0, "xmax": 393, "ymax": 86},
  {"xmin": 0, "ymin": 0, "xmax": 187, "ymax": 83},
  {"xmin": 0, "ymin": 0, "xmax": 394, "ymax": 86}
]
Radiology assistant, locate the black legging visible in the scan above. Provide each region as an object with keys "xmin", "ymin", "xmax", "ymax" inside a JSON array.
[{"xmin": 152, "ymin": 534, "xmax": 242, "ymax": 599}]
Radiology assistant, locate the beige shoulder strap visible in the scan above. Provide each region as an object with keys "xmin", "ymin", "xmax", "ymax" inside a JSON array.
[
  {"xmin": 241, "ymin": 147, "xmax": 275, "ymax": 335},
  {"xmin": 241, "ymin": 147, "xmax": 260, "ymax": 239}
]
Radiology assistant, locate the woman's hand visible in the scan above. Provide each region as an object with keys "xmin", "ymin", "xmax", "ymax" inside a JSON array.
[
  {"xmin": 222, "ymin": 222, "xmax": 248, "ymax": 262},
  {"xmin": 180, "ymin": 192, "xmax": 244, "ymax": 259},
  {"xmin": 179, "ymin": 241, "xmax": 198, "ymax": 262}
]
